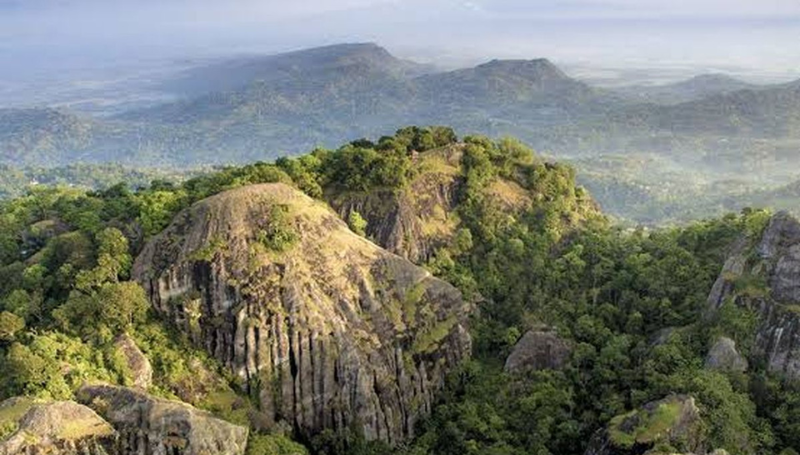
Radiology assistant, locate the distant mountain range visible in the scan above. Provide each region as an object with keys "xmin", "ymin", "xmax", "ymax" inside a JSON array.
[
  {"xmin": 3, "ymin": 42, "xmax": 798, "ymax": 168},
  {"xmin": 2, "ymin": 42, "xmax": 799, "ymax": 223}
]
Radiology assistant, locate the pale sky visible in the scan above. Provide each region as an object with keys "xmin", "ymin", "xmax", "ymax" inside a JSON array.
[{"xmin": 2, "ymin": 0, "xmax": 800, "ymax": 81}]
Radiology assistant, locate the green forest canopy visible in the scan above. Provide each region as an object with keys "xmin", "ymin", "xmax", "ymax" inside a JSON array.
[{"xmin": 0, "ymin": 126, "xmax": 797, "ymax": 455}]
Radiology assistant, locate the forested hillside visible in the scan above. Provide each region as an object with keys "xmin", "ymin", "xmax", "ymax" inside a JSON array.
[{"xmin": 1, "ymin": 127, "xmax": 798, "ymax": 455}]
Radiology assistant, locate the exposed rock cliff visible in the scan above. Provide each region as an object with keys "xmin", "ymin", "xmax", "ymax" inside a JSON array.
[
  {"xmin": 504, "ymin": 328, "xmax": 571, "ymax": 374},
  {"xmin": 133, "ymin": 183, "xmax": 472, "ymax": 444},
  {"xmin": 78, "ymin": 384, "xmax": 248, "ymax": 455},
  {"xmin": 584, "ymin": 395, "xmax": 704, "ymax": 455},
  {"xmin": 0, "ymin": 397, "xmax": 116, "ymax": 455},
  {"xmin": 707, "ymin": 212, "xmax": 800, "ymax": 380},
  {"xmin": 326, "ymin": 145, "xmax": 536, "ymax": 265},
  {"xmin": 326, "ymin": 145, "xmax": 464, "ymax": 264}
]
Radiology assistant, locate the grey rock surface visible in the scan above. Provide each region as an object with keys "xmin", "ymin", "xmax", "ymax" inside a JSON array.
[{"xmin": 133, "ymin": 183, "xmax": 472, "ymax": 444}]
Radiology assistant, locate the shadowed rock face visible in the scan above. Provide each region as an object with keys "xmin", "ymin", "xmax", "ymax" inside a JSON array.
[
  {"xmin": 584, "ymin": 395, "xmax": 703, "ymax": 455},
  {"xmin": 0, "ymin": 398, "xmax": 116, "ymax": 455},
  {"xmin": 708, "ymin": 212, "xmax": 800, "ymax": 380},
  {"xmin": 133, "ymin": 183, "xmax": 472, "ymax": 444},
  {"xmin": 504, "ymin": 329, "xmax": 571, "ymax": 373},
  {"xmin": 77, "ymin": 384, "xmax": 248, "ymax": 455}
]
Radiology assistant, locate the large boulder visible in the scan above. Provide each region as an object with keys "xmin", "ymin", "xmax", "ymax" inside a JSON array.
[
  {"xmin": 704, "ymin": 337, "xmax": 748, "ymax": 373},
  {"xmin": 584, "ymin": 395, "xmax": 704, "ymax": 455},
  {"xmin": 504, "ymin": 328, "xmax": 571, "ymax": 373},
  {"xmin": 0, "ymin": 397, "xmax": 116, "ymax": 455},
  {"xmin": 114, "ymin": 333, "xmax": 153, "ymax": 390},
  {"xmin": 77, "ymin": 384, "xmax": 248, "ymax": 455},
  {"xmin": 707, "ymin": 212, "xmax": 800, "ymax": 380},
  {"xmin": 133, "ymin": 183, "xmax": 472, "ymax": 444}
]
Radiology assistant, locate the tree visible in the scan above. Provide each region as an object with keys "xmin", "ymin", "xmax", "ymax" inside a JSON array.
[
  {"xmin": 54, "ymin": 282, "xmax": 149, "ymax": 341},
  {"xmin": 0, "ymin": 311, "xmax": 24, "ymax": 342},
  {"xmin": 75, "ymin": 227, "xmax": 131, "ymax": 291},
  {"xmin": 347, "ymin": 211, "xmax": 368, "ymax": 236}
]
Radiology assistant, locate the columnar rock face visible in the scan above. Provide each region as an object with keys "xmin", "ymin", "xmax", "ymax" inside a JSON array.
[
  {"xmin": 77, "ymin": 384, "xmax": 248, "ymax": 455},
  {"xmin": 504, "ymin": 328, "xmax": 571, "ymax": 373},
  {"xmin": 0, "ymin": 398, "xmax": 116, "ymax": 455},
  {"xmin": 705, "ymin": 337, "xmax": 748, "ymax": 373},
  {"xmin": 133, "ymin": 183, "xmax": 472, "ymax": 444},
  {"xmin": 708, "ymin": 212, "xmax": 800, "ymax": 380},
  {"xmin": 584, "ymin": 395, "xmax": 704, "ymax": 455}
]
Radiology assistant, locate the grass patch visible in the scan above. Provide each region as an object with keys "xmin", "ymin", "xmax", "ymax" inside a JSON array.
[{"xmin": 609, "ymin": 400, "xmax": 682, "ymax": 449}]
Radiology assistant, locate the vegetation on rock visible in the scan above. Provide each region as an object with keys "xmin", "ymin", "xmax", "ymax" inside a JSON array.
[{"xmin": 0, "ymin": 127, "xmax": 797, "ymax": 455}]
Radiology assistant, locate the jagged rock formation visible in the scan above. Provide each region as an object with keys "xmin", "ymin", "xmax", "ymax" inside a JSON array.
[
  {"xmin": 326, "ymin": 145, "xmax": 464, "ymax": 264},
  {"xmin": 584, "ymin": 395, "xmax": 704, "ymax": 455},
  {"xmin": 133, "ymin": 183, "xmax": 472, "ymax": 444},
  {"xmin": 504, "ymin": 328, "xmax": 571, "ymax": 373},
  {"xmin": 114, "ymin": 333, "xmax": 153, "ymax": 390},
  {"xmin": 0, "ymin": 397, "xmax": 116, "ymax": 455},
  {"xmin": 707, "ymin": 212, "xmax": 800, "ymax": 380},
  {"xmin": 77, "ymin": 384, "xmax": 248, "ymax": 455},
  {"xmin": 704, "ymin": 337, "xmax": 748, "ymax": 373},
  {"xmin": 327, "ymin": 145, "xmax": 535, "ymax": 264}
]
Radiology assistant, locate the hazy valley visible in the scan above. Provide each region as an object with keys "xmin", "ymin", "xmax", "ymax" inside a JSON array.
[{"xmin": 3, "ymin": 43, "xmax": 800, "ymax": 224}]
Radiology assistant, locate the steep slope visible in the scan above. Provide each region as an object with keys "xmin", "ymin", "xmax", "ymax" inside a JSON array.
[
  {"xmin": 708, "ymin": 212, "xmax": 800, "ymax": 379},
  {"xmin": 132, "ymin": 183, "xmax": 472, "ymax": 444}
]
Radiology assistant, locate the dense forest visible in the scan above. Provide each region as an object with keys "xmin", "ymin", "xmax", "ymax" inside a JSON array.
[{"xmin": 1, "ymin": 127, "xmax": 798, "ymax": 455}]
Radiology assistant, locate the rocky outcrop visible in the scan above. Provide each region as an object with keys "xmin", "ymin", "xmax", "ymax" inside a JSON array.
[
  {"xmin": 0, "ymin": 397, "xmax": 116, "ymax": 455},
  {"xmin": 326, "ymin": 145, "xmax": 464, "ymax": 264},
  {"xmin": 704, "ymin": 337, "xmax": 747, "ymax": 373},
  {"xmin": 114, "ymin": 334, "xmax": 153, "ymax": 390},
  {"xmin": 584, "ymin": 395, "xmax": 703, "ymax": 455},
  {"xmin": 133, "ymin": 183, "xmax": 472, "ymax": 444},
  {"xmin": 707, "ymin": 212, "xmax": 800, "ymax": 380},
  {"xmin": 77, "ymin": 384, "xmax": 248, "ymax": 455},
  {"xmin": 504, "ymin": 328, "xmax": 571, "ymax": 373}
]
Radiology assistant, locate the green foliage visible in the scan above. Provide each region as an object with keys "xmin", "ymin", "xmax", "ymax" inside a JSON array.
[
  {"xmin": 257, "ymin": 204, "xmax": 298, "ymax": 252},
  {"xmin": 347, "ymin": 210, "xmax": 368, "ymax": 236},
  {"xmin": 247, "ymin": 434, "xmax": 310, "ymax": 455},
  {"xmin": 0, "ymin": 312, "xmax": 24, "ymax": 342},
  {"xmin": 2, "ymin": 332, "xmax": 125, "ymax": 400},
  {"xmin": 0, "ymin": 128, "xmax": 794, "ymax": 455}
]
